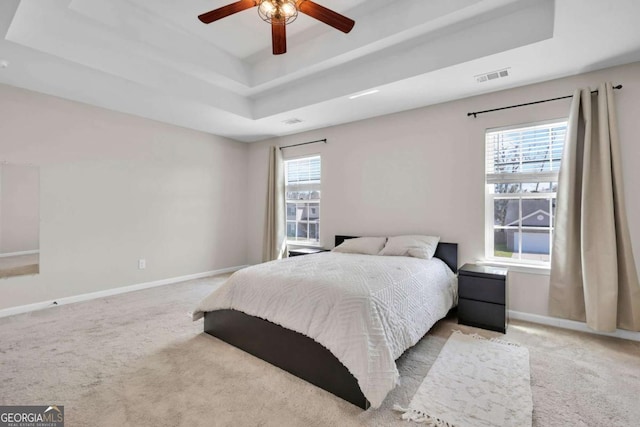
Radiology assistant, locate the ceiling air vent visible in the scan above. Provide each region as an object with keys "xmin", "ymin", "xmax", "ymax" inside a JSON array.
[
  {"xmin": 282, "ymin": 118, "xmax": 303, "ymax": 125},
  {"xmin": 475, "ymin": 68, "xmax": 510, "ymax": 83}
]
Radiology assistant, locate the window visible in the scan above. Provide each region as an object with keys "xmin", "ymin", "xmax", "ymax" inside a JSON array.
[
  {"xmin": 285, "ymin": 155, "xmax": 321, "ymax": 246},
  {"xmin": 485, "ymin": 120, "xmax": 567, "ymax": 265}
]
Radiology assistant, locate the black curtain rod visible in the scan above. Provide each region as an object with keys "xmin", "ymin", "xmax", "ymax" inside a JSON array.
[
  {"xmin": 467, "ymin": 85, "xmax": 623, "ymax": 118},
  {"xmin": 279, "ymin": 138, "xmax": 327, "ymax": 150}
]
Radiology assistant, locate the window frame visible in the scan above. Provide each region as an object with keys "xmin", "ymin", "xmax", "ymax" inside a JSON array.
[
  {"xmin": 284, "ymin": 154, "xmax": 322, "ymax": 247},
  {"xmin": 484, "ymin": 118, "xmax": 567, "ymax": 267}
]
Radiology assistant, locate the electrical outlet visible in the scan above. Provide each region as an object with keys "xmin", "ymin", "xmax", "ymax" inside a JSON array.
[{"xmin": 138, "ymin": 259, "xmax": 146, "ymax": 269}]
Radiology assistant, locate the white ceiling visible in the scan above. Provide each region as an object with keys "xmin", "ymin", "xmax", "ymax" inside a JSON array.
[{"xmin": 1, "ymin": 0, "xmax": 640, "ymax": 142}]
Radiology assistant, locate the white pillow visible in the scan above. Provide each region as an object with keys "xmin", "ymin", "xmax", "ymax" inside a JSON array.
[
  {"xmin": 378, "ymin": 235, "xmax": 440, "ymax": 260},
  {"xmin": 332, "ymin": 237, "xmax": 387, "ymax": 255}
]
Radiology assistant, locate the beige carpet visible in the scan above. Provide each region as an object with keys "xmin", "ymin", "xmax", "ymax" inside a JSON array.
[{"xmin": 1, "ymin": 274, "xmax": 639, "ymax": 426}]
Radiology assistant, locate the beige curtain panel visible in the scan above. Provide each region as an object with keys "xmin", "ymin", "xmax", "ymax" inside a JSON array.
[
  {"xmin": 263, "ymin": 146, "xmax": 288, "ymax": 262},
  {"xmin": 549, "ymin": 82, "xmax": 640, "ymax": 332}
]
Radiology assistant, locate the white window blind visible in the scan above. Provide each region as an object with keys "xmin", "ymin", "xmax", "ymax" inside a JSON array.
[
  {"xmin": 286, "ymin": 156, "xmax": 321, "ymax": 185},
  {"xmin": 486, "ymin": 121, "xmax": 567, "ymax": 184}
]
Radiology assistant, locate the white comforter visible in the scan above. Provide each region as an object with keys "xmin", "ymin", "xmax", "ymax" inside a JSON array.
[{"xmin": 193, "ymin": 252, "xmax": 457, "ymax": 408}]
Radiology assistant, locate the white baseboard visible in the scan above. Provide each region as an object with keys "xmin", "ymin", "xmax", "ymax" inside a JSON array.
[
  {"xmin": 0, "ymin": 265, "xmax": 247, "ymax": 319},
  {"xmin": 0, "ymin": 250, "xmax": 39, "ymax": 258},
  {"xmin": 509, "ymin": 310, "xmax": 640, "ymax": 342}
]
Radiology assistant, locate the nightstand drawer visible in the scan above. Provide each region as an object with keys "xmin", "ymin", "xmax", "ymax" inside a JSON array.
[
  {"xmin": 458, "ymin": 275, "xmax": 505, "ymax": 305},
  {"xmin": 458, "ymin": 298, "xmax": 506, "ymax": 333}
]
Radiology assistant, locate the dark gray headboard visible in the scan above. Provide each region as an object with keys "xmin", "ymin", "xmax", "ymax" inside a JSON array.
[{"xmin": 334, "ymin": 235, "xmax": 458, "ymax": 274}]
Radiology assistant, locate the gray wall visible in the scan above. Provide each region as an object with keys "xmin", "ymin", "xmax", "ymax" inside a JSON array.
[
  {"xmin": 246, "ymin": 61, "xmax": 640, "ymax": 317},
  {"xmin": 3, "ymin": 61, "xmax": 639, "ymax": 318},
  {"xmin": 0, "ymin": 84, "xmax": 249, "ymax": 310}
]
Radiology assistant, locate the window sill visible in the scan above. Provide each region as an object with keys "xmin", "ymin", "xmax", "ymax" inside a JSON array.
[{"xmin": 476, "ymin": 259, "xmax": 551, "ymax": 275}]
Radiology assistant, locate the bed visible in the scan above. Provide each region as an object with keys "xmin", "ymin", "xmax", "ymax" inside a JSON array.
[{"xmin": 193, "ymin": 235, "xmax": 458, "ymax": 409}]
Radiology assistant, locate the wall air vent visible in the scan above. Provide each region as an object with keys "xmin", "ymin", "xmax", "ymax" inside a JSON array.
[
  {"xmin": 282, "ymin": 118, "xmax": 303, "ymax": 125},
  {"xmin": 475, "ymin": 68, "xmax": 510, "ymax": 83}
]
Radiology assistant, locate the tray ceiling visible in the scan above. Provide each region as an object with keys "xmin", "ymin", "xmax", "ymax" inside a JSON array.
[{"xmin": 1, "ymin": 0, "xmax": 640, "ymax": 142}]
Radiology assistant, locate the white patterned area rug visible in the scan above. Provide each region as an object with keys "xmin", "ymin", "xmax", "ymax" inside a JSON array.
[{"xmin": 394, "ymin": 330, "xmax": 532, "ymax": 427}]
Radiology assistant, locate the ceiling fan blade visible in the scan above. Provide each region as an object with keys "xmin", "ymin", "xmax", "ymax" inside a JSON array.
[
  {"xmin": 272, "ymin": 20, "xmax": 287, "ymax": 55},
  {"xmin": 198, "ymin": 0, "xmax": 257, "ymax": 24},
  {"xmin": 297, "ymin": 0, "xmax": 355, "ymax": 33}
]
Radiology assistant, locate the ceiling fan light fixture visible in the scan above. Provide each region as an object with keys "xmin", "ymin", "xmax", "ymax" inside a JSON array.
[
  {"xmin": 197, "ymin": 0, "xmax": 355, "ymax": 55},
  {"xmin": 258, "ymin": 0, "xmax": 299, "ymax": 25}
]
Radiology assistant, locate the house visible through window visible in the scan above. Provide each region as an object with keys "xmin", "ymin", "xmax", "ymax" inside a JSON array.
[
  {"xmin": 285, "ymin": 155, "xmax": 321, "ymax": 246},
  {"xmin": 485, "ymin": 120, "xmax": 567, "ymax": 265}
]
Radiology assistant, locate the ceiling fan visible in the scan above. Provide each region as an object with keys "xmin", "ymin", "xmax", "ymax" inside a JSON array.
[{"xmin": 198, "ymin": 0, "xmax": 355, "ymax": 55}]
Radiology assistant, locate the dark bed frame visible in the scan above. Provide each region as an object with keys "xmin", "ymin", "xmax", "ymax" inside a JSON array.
[{"xmin": 204, "ymin": 236, "xmax": 458, "ymax": 409}]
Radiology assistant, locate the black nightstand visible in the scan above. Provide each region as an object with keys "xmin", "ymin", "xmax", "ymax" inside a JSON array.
[
  {"xmin": 458, "ymin": 264, "xmax": 508, "ymax": 333},
  {"xmin": 288, "ymin": 248, "xmax": 329, "ymax": 257}
]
